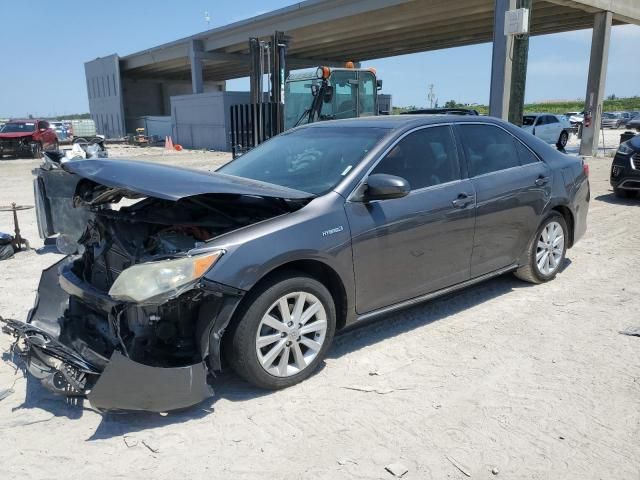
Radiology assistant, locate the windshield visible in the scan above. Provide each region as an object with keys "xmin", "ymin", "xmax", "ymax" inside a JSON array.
[
  {"xmin": 218, "ymin": 126, "xmax": 388, "ymax": 195},
  {"xmin": 522, "ymin": 116, "xmax": 536, "ymax": 126},
  {"xmin": 602, "ymin": 113, "xmax": 615, "ymax": 119},
  {"xmin": 0, "ymin": 122, "xmax": 36, "ymax": 133}
]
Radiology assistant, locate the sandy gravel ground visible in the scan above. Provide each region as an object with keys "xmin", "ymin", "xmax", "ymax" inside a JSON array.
[{"xmin": 0, "ymin": 132, "xmax": 638, "ymax": 480}]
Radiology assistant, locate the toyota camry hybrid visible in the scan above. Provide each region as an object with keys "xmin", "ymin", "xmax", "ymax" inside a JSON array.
[{"xmin": 2, "ymin": 115, "xmax": 589, "ymax": 412}]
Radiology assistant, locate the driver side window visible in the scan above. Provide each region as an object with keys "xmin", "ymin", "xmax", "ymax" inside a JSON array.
[{"xmin": 371, "ymin": 126, "xmax": 461, "ymax": 190}]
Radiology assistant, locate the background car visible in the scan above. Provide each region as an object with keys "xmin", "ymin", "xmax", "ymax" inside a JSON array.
[
  {"xmin": 610, "ymin": 135, "xmax": 640, "ymax": 198},
  {"xmin": 626, "ymin": 116, "xmax": 640, "ymax": 132},
  {"xmin": 521, "ymin": 113, "xmax": 572, "ymax": 149},
  {"xmin": 49, "ymin": 121, "xmax": 69, "ymax": 141},
  {"xmin": 601, "ymin": 112, "xmax": 627, "ymax": 129},
  {"xmin": 0, "ymin": 119, "xmax": 58, "ymax": 158},
  {"xmin": 565, "ymin": 111, "xmax": 584, "ymax": 126}
]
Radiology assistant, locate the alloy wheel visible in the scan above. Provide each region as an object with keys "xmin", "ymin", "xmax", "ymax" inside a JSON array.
[
  {"xmin": 255, "ymin": 292, "xmax": 328, "ymax": 377},
  {"xmin": 536, "ymin": 221, "xmax": 564, "ymax": 276}
]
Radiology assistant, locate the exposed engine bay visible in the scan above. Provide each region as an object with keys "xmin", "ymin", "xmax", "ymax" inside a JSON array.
[
  {"xmin": 3, "ymin": 159, "xmax": 312, "ymax": 411},
  {"xmin": 66, "ymin": 189, "xmax": 292, "ymax": 368}
]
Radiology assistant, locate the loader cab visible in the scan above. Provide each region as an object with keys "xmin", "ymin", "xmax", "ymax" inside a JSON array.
[{"xmin": 284, "ymin": 66, "xmax": 380, "ymax": 130}]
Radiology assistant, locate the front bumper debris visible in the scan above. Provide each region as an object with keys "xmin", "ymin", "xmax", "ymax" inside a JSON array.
[{"xmin": 1, "ymin": 257, "xmax": 215, "ymax": 412}]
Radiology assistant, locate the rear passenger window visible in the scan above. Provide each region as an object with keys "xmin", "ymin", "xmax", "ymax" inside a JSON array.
[
  {"xmin": 458, "ymin": 124, "xmax": 520, "ymax": 176},
  {"xmin": 514, "ymin": 139, "xmax": 539, "ymax": 165},
  {"xmin": 371, "ymin": 126, "xmax": 460, "ymax": 190}
]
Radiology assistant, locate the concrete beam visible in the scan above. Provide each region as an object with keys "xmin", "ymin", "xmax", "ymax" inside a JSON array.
[
  {"xmin": 544, "ymin": 0, "xmax": 640, "ymax": 24},
  {"xmin": 189, "ymin": 40, "xmax": 204, "ymax": 94},
  {"xmin": 196, "ymin": 49, "xmax": 346, "ymax": 68},
  {"xmin": 579, "ymin": 11, "xmax": 612, "ymax": 157},
  {"xmin": 489, "ymin": 0, "xmax": 516, "ymax": 119}
]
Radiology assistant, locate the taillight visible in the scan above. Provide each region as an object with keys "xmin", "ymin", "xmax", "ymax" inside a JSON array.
[{"xmin": 583, "ymin": 163, "xmax": 589, "ymax": 177}]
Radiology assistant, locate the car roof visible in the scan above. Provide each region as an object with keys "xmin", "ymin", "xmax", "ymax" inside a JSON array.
[
  {"xmin": 523, "ymin": 112, "xmax": 558, "ymax": 117},
  {"xmin": 296, "ymin": 114, "xmax": 506, "ymax": 131}
]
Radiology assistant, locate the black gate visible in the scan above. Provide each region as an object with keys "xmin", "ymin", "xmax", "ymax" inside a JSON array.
[{"xmin": 230, "ymin": 102, "xmax": 283, "ymax": 158}]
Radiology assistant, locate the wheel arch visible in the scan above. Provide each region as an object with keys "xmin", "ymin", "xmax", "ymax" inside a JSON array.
[
  {"xmin": 248, "ymin": 259, "xmax": 349, "ymax": 331},
  {"xmin": 550, "ymin": 205, "xmax": 575, "ymax": 248},
  {"xmin": 214, "ymin": 258, "xmax": 349, "ymax": 372}
]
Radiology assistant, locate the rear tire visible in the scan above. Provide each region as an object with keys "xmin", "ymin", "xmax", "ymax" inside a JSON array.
[
  {"xmin": 556, "ymin": 131, "xmax": 569, "ymax": 149},
  {"xmin": 515, "ymin": 212, "xmax": 568, "ymax": 284},
  {"xmin": 226, "ymin": 272, "xmax": 336, "ymax": 390}
]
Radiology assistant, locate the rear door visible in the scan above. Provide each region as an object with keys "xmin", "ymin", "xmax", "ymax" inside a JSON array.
[
  {"xmin": 457, "ymin": 123, "xmax": 551, "ymax": 277},
  {"xmin": 545, "ymin": 115, "xmax": 561, "ymax": 144},
  {"xmin": 346, "ymin": 125, "xmax": 476, "ymax": 313},
  {"xmin": 534, "ymin": 116, "xmax": 549, "ymax": 142}
]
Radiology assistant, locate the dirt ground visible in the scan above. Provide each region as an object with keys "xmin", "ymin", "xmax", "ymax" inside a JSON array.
[{"xmin": 0, "ymin": 132, "xmax": 638, "ymax": 480}]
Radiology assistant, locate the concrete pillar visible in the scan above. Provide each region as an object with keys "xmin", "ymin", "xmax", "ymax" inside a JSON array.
[
  {"xmin": 189, "ymin": 40, "xmax": 204, "ymax": 94},
  {"xmin": 489, "ymin": 0, "xmax": 516, "ymax": 120},
  {"xmin": 579, "ymin": 11, "xmax": 612, "ymax": 157}
]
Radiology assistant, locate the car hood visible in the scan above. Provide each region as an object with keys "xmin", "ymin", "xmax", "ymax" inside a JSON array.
[
  {"xmin": 627, "ymin": 134, "xmax": 640, "ymax": 150},
  {"xmin": 62, "ymin": 159, "xmax": 313, "ymax": 202},
  {"xmin": 521, "ymin": 125, "xmax": 534, "ymax": 132},
  {"xmin": 0, "ymin": 132, "xmax": 34, "ymax": 139}
]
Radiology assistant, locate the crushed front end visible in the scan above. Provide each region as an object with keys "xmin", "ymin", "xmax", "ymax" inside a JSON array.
[
  {"xmin": 2, "ymin": 250, "xmax": 237, "ymax": 412},
  {"xmin": 2, "ymin": 159, "xmax": 307, "ymax": 411}
]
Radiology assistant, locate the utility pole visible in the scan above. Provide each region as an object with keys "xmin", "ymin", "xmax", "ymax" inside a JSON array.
[
  {"xmin": 508, "ymin": 0, "xmax": 531, "ymax": 126},
  {"xmin": 427, "ymin": 84, "xmax": 437, "ymax": 108}
]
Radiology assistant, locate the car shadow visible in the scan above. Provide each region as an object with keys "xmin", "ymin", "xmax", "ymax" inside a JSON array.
[
  {"xmin": 328, "ymin": 271, "xmax": 532, "ymax": 359},
  {"xmin": 595, "ymin": 192, "xmax": 640, "ymax": 206},
  {"xmin": 3, "ymin": 265, "xmax": 572, "ymax": 440}
]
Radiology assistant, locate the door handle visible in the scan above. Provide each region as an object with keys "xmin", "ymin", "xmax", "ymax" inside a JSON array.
[
  {"xmin": 452, "ymin": 193, "xmax": 474, "ymax": 208},
  {"xmin": 535, "ymin": 176, "xmax": 550, "ymax": 186}
]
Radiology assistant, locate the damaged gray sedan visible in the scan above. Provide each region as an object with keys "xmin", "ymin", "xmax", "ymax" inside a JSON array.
[{"xmin": 2, "ymin": 116, "xmax": 589, "ymax": 412}]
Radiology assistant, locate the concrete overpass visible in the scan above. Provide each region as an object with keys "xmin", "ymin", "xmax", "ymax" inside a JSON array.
[{"xmin": 85, "ymin": 0, "xmax": 640, "ymax": 154}]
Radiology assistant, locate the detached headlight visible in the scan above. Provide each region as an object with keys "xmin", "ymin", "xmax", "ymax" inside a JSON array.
[
  {"xmin": 109, "ymin": 250, "xmax": 223, "ymax": 303},
  {"xmin": 617, "ymin": 142, "xmax": 634, "ymax": 156}
]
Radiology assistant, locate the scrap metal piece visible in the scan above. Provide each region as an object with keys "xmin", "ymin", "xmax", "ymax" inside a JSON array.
[
  {"xmin": 0, "ymin": 203, "xmax": 33, "ymax": 251},
  {"xmin": 87, "ymin": 352, "xmax": 214, "ymax": 412}
]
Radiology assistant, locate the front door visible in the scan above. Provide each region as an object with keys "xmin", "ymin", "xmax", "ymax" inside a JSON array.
[
  {"xmin": 456, "ymin": 123, "xmax": 551, "ymax": 277},
  {"xmin": 346, "ymin": 125, "xmax": 476, "ymax": 314}
]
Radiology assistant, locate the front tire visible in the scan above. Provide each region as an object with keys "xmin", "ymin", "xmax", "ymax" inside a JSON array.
[
  {"xmin": 515, "ymin": 213, "xmax": 568, "ymax": 284},
  {"xmin": 226, "ymin": 272, "xmax": 336, "ymax": 389},
  {"xmin": 614, "ymin": 187, "xmax": 636, "ymax": 198},
  {"xmin": 30, "ymin": 142, "xmax": 42, "ymax": 159}
]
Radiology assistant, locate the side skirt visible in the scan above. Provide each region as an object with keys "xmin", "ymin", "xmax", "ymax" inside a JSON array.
[{"xmin": 355, "ymin": 264, "xmax": 518, "ymax": 323}]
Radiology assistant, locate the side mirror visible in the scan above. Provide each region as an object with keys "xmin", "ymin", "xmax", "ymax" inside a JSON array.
[
  {"xmin": 376, "ymin": 79, "xmax": 383, "ymax": 91},
  {"xmin": 363, "ymin": 174, "xmax": 410, "ymax": 201}
]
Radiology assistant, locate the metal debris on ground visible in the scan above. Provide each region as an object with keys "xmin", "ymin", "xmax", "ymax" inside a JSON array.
[
  {"xmin": 0, "ymin": 203, "xmax": 33, "ymax": 252},
  {"xmin": 141, "ymin": 439, "xmax": 160, "ymax": 453},
  {"xmin": 342, "ymin": 385, "xmax": 411, "ymax": 395},
  {"xmin": 0, "ymin": 388, "xmax": 15, "ymax": 402},
  {"xmin": 385, "ymin": 462, "xmax": 409, "ymax": 478},
  {"xmin": 123, "ymin": 436, "xmax": 138, "ymax": 448},
  {"xmin": 446, "ymin": 455, "xmax": 471, "ymax": 477},
  {"xmin": 619, "ymin": 327, "xmax": 640, "ymax": 337}
]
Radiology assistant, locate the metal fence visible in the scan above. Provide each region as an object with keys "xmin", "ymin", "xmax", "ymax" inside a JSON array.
[{"xmin": 230, "ymin": 102, "xmax": 282, "ymax": 158}]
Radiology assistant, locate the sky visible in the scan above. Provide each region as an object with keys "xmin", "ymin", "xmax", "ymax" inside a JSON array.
[{"xmin": 0, "ymin": 0, "xmax": 638, "ymax": 117}]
